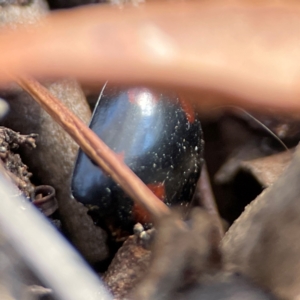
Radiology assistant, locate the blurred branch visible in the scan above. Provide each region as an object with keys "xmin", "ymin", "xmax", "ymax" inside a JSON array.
[
  {"xmin": 196, "ymin": 163, "xmax": 224, "ymax": 239},
  {"xmin": 1, "ymin": 2, "xmax": 300, "ymax": 111},
  {"xmin": 0, "ymin": 171, "xmax": 112, "ymax": 300}
]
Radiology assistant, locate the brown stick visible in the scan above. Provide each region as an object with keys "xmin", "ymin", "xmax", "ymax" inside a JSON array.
[
  {"xmin": 16, "ymin": 76, "xmax": 170, "ymax": 221},
  {"xmin": 195, "ymin": 163, "xmax": 224, "ymax": 238}
]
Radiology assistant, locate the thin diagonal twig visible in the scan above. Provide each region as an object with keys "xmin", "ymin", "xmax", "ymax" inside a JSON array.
[
  {"xmin": 194, "ymin": 163, "xmax": 224, "ymax": 239},
  {"xmin": 16, "ymin": 76, "xmax": 170, "ymax": 221}
]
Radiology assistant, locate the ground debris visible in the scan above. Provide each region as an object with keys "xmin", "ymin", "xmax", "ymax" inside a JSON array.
[
  {"xmin": 130, "ymin": 208, "xmax": 221, "ymax": 300},
  {"xmin": 0, "ymin": 126, "xmax": 36, "ymax": 198},
  {"xmin": 31, "ymin": 185, "xmax": 58, "ymax": 217},
  {"xmin": 119, "ymin": 208, "xmax": 277, "ymax": 300},
  {"xmin": 0, "ymin": 126, "xmax": 37, "ymax": 149},
  {"xmin": 176, "ymin": 273, "xmax": 277, "ymax": 300},
  {"xmin": 103, "ymin": 234, "xmax": 151, "ymax": 299}
]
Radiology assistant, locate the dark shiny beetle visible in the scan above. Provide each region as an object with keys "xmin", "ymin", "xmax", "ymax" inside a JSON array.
[{"xmin": 72, "ymin": 85, "xmax": 204, "ymax": 231}]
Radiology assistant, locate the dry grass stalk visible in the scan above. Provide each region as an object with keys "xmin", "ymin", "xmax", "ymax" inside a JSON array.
[{"xmin": 16, "ymin": 76, "xmax": 170, "ymax": 221}]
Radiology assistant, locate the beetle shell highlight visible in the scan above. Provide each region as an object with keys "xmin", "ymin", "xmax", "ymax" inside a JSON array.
[{"xmin": 72, "ymin": 85, "xmax": 204, "ymax": 231}]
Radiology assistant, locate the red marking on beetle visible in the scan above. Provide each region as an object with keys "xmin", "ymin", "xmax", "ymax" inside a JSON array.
[
  {"xmin": 146, "ymin": 183, "xmax": 165, "ymax": 201},
  {"xmin": 127, "ymin": 88, "xmax": 159, "ymax": 104},
  {"xmin": 133, "ymin": 182, "xmax": 165, "ymax": 224},
  {"xmin": 178, "ymin": 96, "xmax": 195, "ymax": 123}
]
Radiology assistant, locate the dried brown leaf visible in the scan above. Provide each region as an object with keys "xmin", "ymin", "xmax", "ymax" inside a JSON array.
[
  {"xmin": 241, "ymin": 150, "xmax": 293, "ymax": 188},
  {"xmin": 222, "ymin": 145, "xmax": 300, "ymax": 299}
]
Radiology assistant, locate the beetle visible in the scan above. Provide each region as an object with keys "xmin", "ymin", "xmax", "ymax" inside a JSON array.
[{"xmin": 71, "ymin": 84, "xmax": 204, "ymax": 232}]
